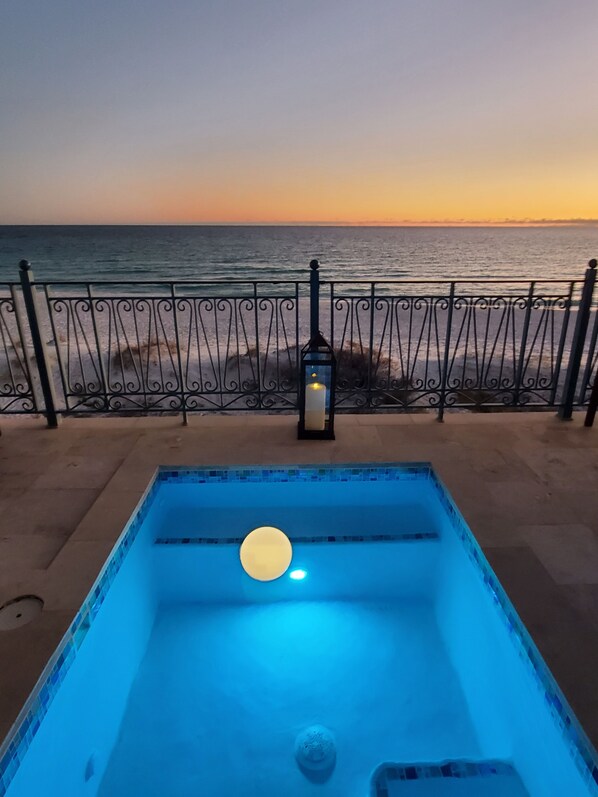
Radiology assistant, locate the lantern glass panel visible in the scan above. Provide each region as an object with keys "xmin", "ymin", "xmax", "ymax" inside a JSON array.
[
  {"xmin": 302, "ymin": 362, "xmax": 331, "ymax": 432},
  {"xmin": 299, "ymin": 332, "xmax": 336, "ymax": 439}
]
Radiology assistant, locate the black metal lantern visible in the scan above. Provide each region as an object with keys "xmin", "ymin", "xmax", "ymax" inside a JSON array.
[{"xmin": 298, "ymin": 331, "xmax": 336, "ymax": 439}]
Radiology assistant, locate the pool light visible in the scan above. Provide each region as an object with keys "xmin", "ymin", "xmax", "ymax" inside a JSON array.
[
  {"xmin": 289, "ymin": 569, "xmax": 307, "ymax": 581},
  {"xmin": 240, "ymin": 526, "xmax": 292, "ymax": 582}
]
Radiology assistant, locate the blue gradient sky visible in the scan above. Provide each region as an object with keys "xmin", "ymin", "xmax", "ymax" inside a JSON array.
[{"xmin": 1, "ymin": 0, "xmax": 597, "ymax": 224}]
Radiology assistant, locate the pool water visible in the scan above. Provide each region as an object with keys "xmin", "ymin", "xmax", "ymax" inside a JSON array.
[
  {"xmin": 100, "ymin": 600, "xmax": 478, "ymax": 796},
  {"xmin": 1, "ymin": 465, "xmax": 597, "ymax": 797}
]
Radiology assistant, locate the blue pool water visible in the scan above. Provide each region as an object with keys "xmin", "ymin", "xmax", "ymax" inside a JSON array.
[{"xmin": 1, "ymin": 465, "xmax": 597, "ymax": 796}]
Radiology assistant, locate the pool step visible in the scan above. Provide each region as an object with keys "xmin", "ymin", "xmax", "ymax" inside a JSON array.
[
  {"xmin": 155, "ymin": 531, "xmax": 440, "ymax": 545},
  {"xmin": 371, "ymin": 760, "xmax": 530, "ymax": 796}
]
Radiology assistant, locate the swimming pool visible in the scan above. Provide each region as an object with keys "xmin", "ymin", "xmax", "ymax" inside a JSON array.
[{"xmin": 1, "ymin": 464, "xmax": 597, "ymax": 796}]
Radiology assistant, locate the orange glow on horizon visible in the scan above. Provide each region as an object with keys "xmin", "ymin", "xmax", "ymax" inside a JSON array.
[
  {"xmin": 8, "ymin": 149, "xmax": 595, "ymax": 227},
  {"xmin": 3, "ymin": 3, "xmax": 598, "ymax": 227}
]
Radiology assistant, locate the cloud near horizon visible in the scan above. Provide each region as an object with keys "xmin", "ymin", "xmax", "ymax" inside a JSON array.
[{"xmin": 281, "ymin": 218, "xmax": 598, "ymax": 228}]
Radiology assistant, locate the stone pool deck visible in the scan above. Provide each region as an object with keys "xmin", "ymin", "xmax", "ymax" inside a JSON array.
[{"xmin": 0, "ymin": 412, "xmax": 597, "ymax": 748}]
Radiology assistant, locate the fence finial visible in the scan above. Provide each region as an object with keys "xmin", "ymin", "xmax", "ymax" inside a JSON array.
[
  {"xmin": 310, "ymin": 259, "xmax": 319, "ymax": 270},
  {"xmin": 19, "ymin": 259, "xmax": 31, "ymax": 271},
  {"xmin": 589, "ymin": 259, "xmax": 597, "ymax": 269}
]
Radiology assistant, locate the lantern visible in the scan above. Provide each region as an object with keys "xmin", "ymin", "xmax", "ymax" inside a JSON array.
[{"xmin": 298, "ymin": 331, "xmax": 336, "ymax": 439}]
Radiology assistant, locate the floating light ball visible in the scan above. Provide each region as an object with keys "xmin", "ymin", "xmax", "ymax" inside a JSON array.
[{"xmin": 240, "ymin": 526, "xmax": 292, "ymax": 582}]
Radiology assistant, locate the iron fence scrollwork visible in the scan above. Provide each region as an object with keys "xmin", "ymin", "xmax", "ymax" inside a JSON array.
[
  {"xmin": 0, "ymin": 283, "xmax": 37, "ymax": 415},
  {"xmin": 0, "ymin": 258, "xmax": 596, "ymax": 425},
  {"xmin": 326, "ymin": 272, "xmax": 590, "ymax": 415},
  {"xmin": 36, "ymin": 280, "xmax": 301, "ymax": 417}
]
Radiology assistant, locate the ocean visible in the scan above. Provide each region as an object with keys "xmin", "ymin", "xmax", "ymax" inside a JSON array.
[
  {"xmin": 1, "ymin": 225, "xmax": 596, "ymax": 416},
  {"xmin": 1, "ymin": 225, "xmax": 597, "ymax": 285}
]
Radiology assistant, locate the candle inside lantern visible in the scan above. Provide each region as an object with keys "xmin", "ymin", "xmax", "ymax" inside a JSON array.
[{"xmin": 305, "ymin": 380, "xmax": 327, "ymax": 431}]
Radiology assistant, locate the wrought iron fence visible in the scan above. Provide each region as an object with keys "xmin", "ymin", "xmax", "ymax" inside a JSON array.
[
  {"xmin": 580, "ymin": 300, "xmax": 598, "ymax": 405},
  {"xmin": 0, "ymin": 258, "xmax": 596, "ymax": 425},
  {"xmin": 37, "ymin": 278, "xmax": 305, "ymax": 422},
  {"xmin": 324, "ymin": 278, "xmax": 583, "ymax": 416},
  {"xmin": 0, "ymin": 286, "xmax": 37, "ymax": 413}
]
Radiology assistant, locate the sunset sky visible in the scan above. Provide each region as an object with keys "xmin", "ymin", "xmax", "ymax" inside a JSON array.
[{"xmin": 1, "ymin": 0, "xmax": 597, "ymax": 225}]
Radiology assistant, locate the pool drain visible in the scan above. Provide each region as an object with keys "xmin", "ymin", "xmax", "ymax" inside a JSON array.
[
  {"xmin": 295, "ymin": 725, "xmax": 336, "ymax": 772},
  {"xmin": 0, "ymin": 596, "xmax": 44, "ymax": 631}
]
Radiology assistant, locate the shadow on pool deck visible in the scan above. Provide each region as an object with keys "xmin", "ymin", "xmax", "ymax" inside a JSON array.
[{"xmin": 0, "ymin": 411, "xmax": 597, "ymax": 746}]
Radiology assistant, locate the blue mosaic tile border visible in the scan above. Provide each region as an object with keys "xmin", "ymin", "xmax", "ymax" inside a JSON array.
[
  {"xmin": 428, "ymin": 469, "xmax": 598, "ymax": 796},
  {"xmin": 156, "ymin": 462, "xmax": 430, "ymax": 484},
  {"xmin": 155, "ymin": 531, "xmax": 439, "ymax": 545},
  {"xmin": 0, "ymin": 470, "xmax": 162, "ymax": 797},
  {"xmin": 372, "ymin": 759, "xmax": 518, "ymax": 796}
]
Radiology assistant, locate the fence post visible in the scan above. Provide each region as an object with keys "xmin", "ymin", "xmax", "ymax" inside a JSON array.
[
  {"xmin": 309, "ymin": 259, "xmax": 319, "ymax": 338},
  {"xmin": 170, "ymin": 282, "xmax": 188, "ymax": 426},
  {"xmin": 558, "ymin": 259, "xmax": 597, "ymax": 420},
  {"xmin": 367, "ymin": 282, "xmax": 375, "ymax": 409},
  {"xmin": 438, "ymin": 282, "xmax": 456, "ymax": 422},
  {"xmin": 513, "ymin": 281, "xmax": 535, "ymax": 406},
  {"xmin": 18, "ymin": 260, "xmax": 59, "ymax": 428},
  {"xmin": 585, "ymin": 375, "xmax": 598, "ymax": 427}
]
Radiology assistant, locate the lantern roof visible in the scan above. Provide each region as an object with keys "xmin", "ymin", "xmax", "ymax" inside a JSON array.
[{"xmin": 301, "ymin": 331, "xmax": 334, "ymax": 355}]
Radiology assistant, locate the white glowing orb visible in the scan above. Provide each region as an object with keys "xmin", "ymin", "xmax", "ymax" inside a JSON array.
[{"xmin": 240, "ymin": 526, "xmax": 292, "ymax": 582}]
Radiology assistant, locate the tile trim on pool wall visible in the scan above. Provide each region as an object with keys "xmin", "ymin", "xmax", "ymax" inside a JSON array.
[
  {"xmin": 156, "ymin": 462, "xmax": 431, "ymax": 484},
  {"xmin": 428, "ymin": 468, "xmax": 598, "ymax": 795},
  {"xmin": 372, "ymin": 759, "xmax": 519, "ymax": 796},
  {"xmin": 0, "ymin": 469, "xmax": 163, "ymax": 797},
  {"xmin": 1, "ymin": 462, "xmax": 597, "ymax": 797},
  {"xmin": 155, "ymin": 532, "xmax": 440, "ymax": 545}
]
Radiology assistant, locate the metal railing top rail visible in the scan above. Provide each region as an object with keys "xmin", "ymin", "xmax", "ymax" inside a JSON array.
[
  {"xmin": 11, "ymin": 276, "xmax": 586, "ymax": 286},
  {"xmin": 28, "ymin": 278, "xmax": 310, "ymax": 286},
  {"xmin": 325, "ymin": 277, "xmax": 582, "ymax": 285}
]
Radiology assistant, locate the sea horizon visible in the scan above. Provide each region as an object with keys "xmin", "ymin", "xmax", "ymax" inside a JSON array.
[{"xmin": 1, "ymin": 224, "xmax": 597, "ymax": 285}]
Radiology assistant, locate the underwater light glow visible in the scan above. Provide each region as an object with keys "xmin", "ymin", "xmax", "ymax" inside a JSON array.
[
  {"xmin": 289, "ymin": 569, "xmax": 307, "ymax": 581},
  {"xmin": 240, "ymin": 526, "xmax": 292, "ymax": 582}
]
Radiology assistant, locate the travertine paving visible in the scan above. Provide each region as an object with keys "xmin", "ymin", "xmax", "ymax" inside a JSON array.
[{"xmin": 0, "ymin": 411, "xmax": 597, "ymax": 744}]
